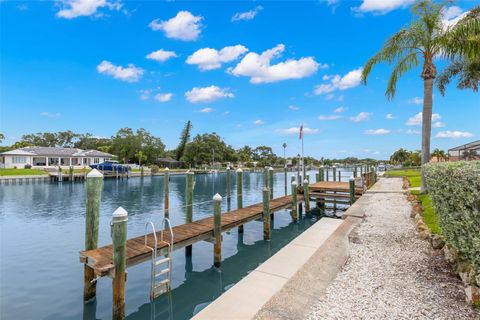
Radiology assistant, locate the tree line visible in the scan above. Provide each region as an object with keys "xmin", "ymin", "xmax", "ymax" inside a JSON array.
[{"xmin": 0, "ymin": 123, "xmax": 384, "ymax": 168}]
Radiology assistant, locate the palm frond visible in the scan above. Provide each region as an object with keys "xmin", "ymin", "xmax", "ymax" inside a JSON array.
[
  {"xmin": 386, "ymin": 52, "xmax": 419, "ymax": 100},
  {"xmin": 436, "ymin": 58, "xmax": 480, "ymax": 95}
]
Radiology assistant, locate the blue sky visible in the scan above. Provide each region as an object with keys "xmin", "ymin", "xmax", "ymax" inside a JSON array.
[{"xmin": 1, "ymin": 0, "xmax": 479, "ymax": 159}]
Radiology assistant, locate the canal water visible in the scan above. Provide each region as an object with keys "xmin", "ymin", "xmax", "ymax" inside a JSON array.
[{"xmin": 0, "ymin": 169, "xmax": 352, "ymax": 320}]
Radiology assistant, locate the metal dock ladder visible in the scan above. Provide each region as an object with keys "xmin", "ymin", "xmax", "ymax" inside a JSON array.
[{"xmin": 145, "ymin": 218, "xmax": 173, "ymax": 300}]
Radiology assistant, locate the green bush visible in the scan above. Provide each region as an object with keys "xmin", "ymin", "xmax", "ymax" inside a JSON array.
[
  {"xmin": 425, "ymin": 161, "xmax": 480, "ymax": 277},
  {"xmin": 149, "ymin": 165, "xmax": 159, "ymax": 174}
]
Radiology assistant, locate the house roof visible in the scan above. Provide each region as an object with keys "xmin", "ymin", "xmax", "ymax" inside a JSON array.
[
  {"xmin": 448, "ymin": 140, "xmax": 480, "ymax": 151},
  {"xmin": 0, "ymin": 146, "xmax": 113, "ymax": 157}
]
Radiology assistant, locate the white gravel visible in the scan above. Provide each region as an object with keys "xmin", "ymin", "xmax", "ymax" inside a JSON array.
[{"xmin": 307, "ymin": 178, "xmax": 480, "ymax": 320}]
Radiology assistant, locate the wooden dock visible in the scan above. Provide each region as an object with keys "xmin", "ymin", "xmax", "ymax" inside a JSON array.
[{"xmin": 80, "ymin": 194, "xmax": 304, "ymax": 277}]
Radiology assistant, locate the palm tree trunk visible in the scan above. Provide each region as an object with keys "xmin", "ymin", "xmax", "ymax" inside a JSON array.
[{"xmin": 421, "ymin": 77, "xmax": 433, "ymax": 192}]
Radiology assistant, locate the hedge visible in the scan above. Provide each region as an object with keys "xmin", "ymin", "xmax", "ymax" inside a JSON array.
[{"xmin": 425, "ymin": 161, "xmax": 480, "ymax": 278}]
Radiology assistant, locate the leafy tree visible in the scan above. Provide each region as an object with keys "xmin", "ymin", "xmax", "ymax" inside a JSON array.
[
  {"xmin": 175, "ymin": 120, "xmax": 192, "ymax": 161},
  {"xmin": 0, "ymin": 133, "xmax": 4, "ymax": 144},
  {"xmin": 361, "ymin": 0, "xmax": 480, "ymax": 191},
  {"xmin": 390, "ymin": 148, "xmax": 410, "ymax": 165},
  {"xmin": 135, "ymin": 150, "xmax": 147, "ymax": 166},
  {"xmin": 252, "ymin": 146, "xmax": 277, "ymax": 167},
  {"xmin": 237, "ymin": 146, "xmax": 254, "ymax": 163},
  {"xmin": 74, "ymin": 133, "xmax": 112, "ymax": 151},
  {"xmin": 110, "ymin": 128, "xmax": 139, "ymax": 163},
  {"xmin": 183, "ymin": 133, "xmax": 235, "ymax": 166},
  {"xmin": 136, "ymin": 128, "xmax": 165, "ymax": 164}
]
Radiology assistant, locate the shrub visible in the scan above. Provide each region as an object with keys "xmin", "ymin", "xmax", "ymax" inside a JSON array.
[
  {"xmin": 425, "ymin": 161, "xmax": 480, "ymax": 277},
  {"xmin": 24, "ymin": 164, "xmax": 32, "ymax": 169},
  {"xmin": 149, "ymin": 165, "xmax": 159, "ymax": 174}
]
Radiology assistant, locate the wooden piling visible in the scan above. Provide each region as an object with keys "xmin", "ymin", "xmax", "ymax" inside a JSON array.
[
  {"xmin": 69, "ymin": 166, "xmax": 74, "ymax": 181},
  {"xmin": 326, "ymin": 168, "xmax": 329, "ymax": 181},
  {"xmin": 185, "ymin": 171, "xmax": 194, "ymax": 256},
  {"xmin": 263, "ymin": 167, "xmax": 269, "ymax": 188},
  {"xmin": 112, "ymin": 207, "xmax": 128, "ymax": 320},
  {"xmin": 304, "ymin": 179, "xmax": 310, "ymax": 212},
  {"xmin": 262, "ymin": 187, "xmax": 271, "ymax": 240},
  {"xmin": 164, "ymin": 168, "xmax": 170, "ymax": 218},
  {"xmin": 354, "ymin": 165, "xmax": 357, "ymax": 178},
  {"xmin": 338, "ymin": 170, "xmax": 341, "ymax": 182},
  {"xmin": 226, "ymin": 167, "xmax": 231, "ymax": 199},
  {"xmin": 236, "ymin": 168, "xmax": 244, "ymax": 233},
  {"xmin": 320, "ymin": 166, "xmax": 324, "ymax": 182},
  {"xmin": 83, "ymin": 169, "xmax": 103, "ymax": 302},
  {"xmin": 213, "ymin": 193, "xmax": 222, "ymax": 267},
  {"xmin": 291, "ymin": 181, "xmax": 298, "ymax": 221},
  {"xmin": 284, "ymin": 165, "xmax": 288, "ymax": 196},
  {"xmin": 315, "ymin": 173, "xmax": 320, "ymax": 183},
  {"xmin": 349, "ymin": 177, "xmax": 356, "ymax": 205},
  {"xmin": 332, "ymin": 166, "xmax": 336, "ymax": 182},
  {"xmin": 268, "ymin": 167, "xmax": 274, "ymax": 200}
]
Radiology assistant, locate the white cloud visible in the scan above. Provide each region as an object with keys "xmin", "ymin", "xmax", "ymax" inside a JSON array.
[
  {"xmin": 353, "ymin": 0, "xmax": 414, "ymax": 15},
  {"xmin": 96, "ymin": 60, "xmax": 144, "ymax": 82},
  {"xmin": 40, "ymin": 112, "xmax": 61, "ymax": 117},
  {"xmin": 406, "ymin": 112, "xmax": 441, "ymax": 126},
  {"xmin": 350, "ymin": 112, "xmax": 372, "ymax": 123},
  {"xmin": 365, "ymin": 128, "xmax": 390, "ymax": 135},
  {"xmin": 436, "ymin": 131, "xmax": 474, "ymax": 139},
  {"xmin": 408, "ymin": 96, "xmax": 423, "ymax": 105},
  {"xmin": 139, "ymin": 89, "xmax": 151, "ymax": 100},
  {"xmin": 149, "ymin": 11, "xmax": 203, "ymax": 41},
  {"xmin": 288, "ymin": 105, "xmax": 299, "ymax": 111},
  {"xmin": 386, "ymin": 113, "xmax": 394, "ymax": 120},
  {"xmin": 319, "ymin": 115, "xmax": 342, "ymax": 121},
  {"xmin": 232, "ymin": 6, "xmax": 263, "ymax": 22},
  {"xmin": 17, "ymin": 4, "xmax": 28, "ymax": 11},
  {"xmin": 187, "ymin": 45, "xmax": 248, "ymax": 71},
  {"xmin": 280, "ymin": 127, "xmax": 319, "ymax": 135},
  {"xmin": 314, "ymin": 67, "xmax": 363, "ymax": 95},
  {"xmin": 154, "ymin": 93, "xmax": 173, "ymax": 103},
  {"xmin": 432, "ymin": 121, "xmax": 446, "ymax": 128},
  {"xmin": 254, "ymin": 119, "xmax": 264, "ymax": 125},
  {"xmin": 146, "ymin": 49, "xmax": 177, "ymax": 62},
  {"xmin": 200, "ymin": 107, "xmax": 214, "ymax": 113},
  {"xmin": 229, "ymin": 44, "xmax": 321, "ymax": 84},
  {"xmin": 334, "ymin": 106, "xmax": 346, "ymax": 113},
  {"xmin": 442, "ymin": 6, "xmax": 468, "ymax": 29},
  {"xmin": 406, "ymin": 129, "xmax": 421, "ymax": 135},
  {"xmin": 56, "ymin": 0, "xmax": 122, "ymax": 19},
  {"xmin": 185, "ymin": 86, "xmax": 234, "ymax": 103}
]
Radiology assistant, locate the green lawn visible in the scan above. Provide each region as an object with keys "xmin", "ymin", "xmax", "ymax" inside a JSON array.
[
  {"xmin": 411, "ymin": 190, "xmax": 442, "ymax": 235},
  {"xmin": 0, "ymin": 168, "xmax": 48, "ymax": 176},
  {"xmin": 386, "ymin": 169, "xmax": 421, "ymax": 188}
]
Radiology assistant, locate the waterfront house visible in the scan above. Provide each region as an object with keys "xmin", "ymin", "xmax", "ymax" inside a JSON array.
[{"xmin": 0, "ymin": 146, "xmax": 113, "ymax": 169}]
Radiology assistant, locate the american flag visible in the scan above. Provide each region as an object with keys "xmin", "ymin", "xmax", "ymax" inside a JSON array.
[{"xmin": 299, "ymin": 124, "xmax": 303, "ymax": 140}]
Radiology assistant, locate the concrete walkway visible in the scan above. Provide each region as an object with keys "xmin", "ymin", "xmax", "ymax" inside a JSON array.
[{"xmin": 307, "ymin": 178, "xmax": 479, "ymax": 319}]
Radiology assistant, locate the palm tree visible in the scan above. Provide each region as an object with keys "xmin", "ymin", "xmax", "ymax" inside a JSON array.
[
  {"xmin": 431, "ymin": 148, "xmax": 447, "ymax": 162},
  {"xmin": 437, "ymin": 7, "xmax": 480, "ymax": 95},
  {"xmin": 361, "ymin": 0, "xmax": 480, "ymax": 192},
  {"xmin": 390, "ymin": 148, "xmax": 409, "ymax": 165}
]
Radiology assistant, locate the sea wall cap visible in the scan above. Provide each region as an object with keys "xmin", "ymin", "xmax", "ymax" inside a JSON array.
[
  {"xmin": 164, "ymin": 167, "xmax": 170, "ymax": 171},
  {"xmin": 213, "ymin": 193, "xmax": 222, "ymax": 201},
  {"xmin": 236, "ymin": 168, "xmax": 243, "ymax": 173},
  {"xmin": 187, "ymin": 170, "xmax": 194, "ymax": 175},
  {"xmin": 112, "ymin": 206, "xmax": 128, "ymax": 222},
  {"xmin": 87, "ymin": 168, "xmax": 103, "ymax": 178}
]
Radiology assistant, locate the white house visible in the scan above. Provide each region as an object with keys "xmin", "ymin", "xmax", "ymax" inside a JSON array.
[{"xmin": 0, "ymin": 146, "xmax": 114, "ymax": 169}]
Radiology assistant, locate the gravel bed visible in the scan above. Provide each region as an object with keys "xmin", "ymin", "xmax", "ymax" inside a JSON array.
[{"xmin": 307, "ymin": 178, "xmax": 480, "ymax": 320}]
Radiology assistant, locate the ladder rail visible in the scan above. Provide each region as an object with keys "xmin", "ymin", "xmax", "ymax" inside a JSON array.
[
  {"xmin": 161, "ymin": 218, "xmax": 173, "ymax": 291},
  {"xmin": 144, "ymin": 222, "xmax": 158, "ymax": 300}
]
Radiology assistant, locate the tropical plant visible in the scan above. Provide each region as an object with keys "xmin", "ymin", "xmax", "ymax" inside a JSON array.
[
  {"xmin": 361, "ymin": 0, "xmax": 480, "ymax": 191},
  {"xmin": 463, "ymin": 149, "xmax": 478, "ymax": 160},
  {"xmin": 0, "ymin": 133, "xmax": 4, "ymax": 144},
  {"xmin": 390, "ymin": 148, "xmax": 410, "ymax": 165},
  {"xmin": 431, "ymin": 148, "xmax": 448, "ymax": 161},
  {"xmin": 436, "ymin": 7, "xmax": 480, "ymax": 95}
]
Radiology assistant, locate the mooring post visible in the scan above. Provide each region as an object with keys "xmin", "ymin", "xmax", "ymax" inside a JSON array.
[
  {"xmin": 236, "ymin": 168, "xmax": 244, "ymax": 233},
  {"xmin": 304, "ymin": 179, "xmax": 310, "ymax": 212},
  {"xmin": 268, "ymin": 167, "xmax": 274, "ymax": 200},
  {"xmin": 315, "ymin": 173, "xmax": 320, "ymax": 182},
  {"xmin": 83, "ymin": 169, "xmax": 103, "ymax": 302},
  {"xmin": 226, "ymin": 167, "xmax": 231, "ymax": 199},
  {"xmin": 326, "ymin": 167, "xmax": 329, "ymax": 181},
  {"xmin": 58, "ymin": 166, "xmax": 63, "ymax": 182},
  {"xmin": 354, "ymin": 165, "xmax": 357, "ymax": 178},
  {"xmin": 320, "ymin": 166, "xmax": 324, "ymax": 182},
  {"xmin": 360, "ymin": 165, "xmax": 363, "ymax": 176},
  {"xmin": 338, "ymin": 170, "xmax": 341, "ymax": 182},
  {"xmin": 262, "ymin": 187, "xmax": 271, "ymax": 240},
  {"xmin": 185, "ymin": 171, "xmax": 194, "ymax": 256},
  {"xmin": 296, "ymin": 157, "xmax": 300, "ymax": 186},
  {"xmin": 111, "ymin": 207, "xmax": 128, "ymax": 320},
  {"xmin": 164, "ymin": 167, "xmax": 170, "ymax": 218},
  {"xmin": 69, "ymin": 166, "xmax": 74, "ymax": 181},
  {"xmin": 263, "ymin": 167, "xmax": 269, "ymax": 188},
  {"xmin": 213, "ymin": 193, "xmax": 222, "ymax": 267},
  {"xmin": 291, "ymin": 181, "xmax": 298, "ymax": 221},
  {"xmin": 349, "ymin": 177, "xmax": 356, "ymax": 205},
  {"xmin": 332, "ymin": 166, "xmax": 336, "ymax": 182}
]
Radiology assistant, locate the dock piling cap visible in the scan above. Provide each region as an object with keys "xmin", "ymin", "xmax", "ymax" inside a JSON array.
[
  {"xmin": 292, "ymin": 181, "xmax": 297, "ymax": 186},
  {"xmin": 213, "ymin": 193, "xmax": 222, "ymax": 201},
  {"xmin": 164, "ymin": 167, "xmax": 170, "ymax": 171},
  {"xmin": 304, "ymin": 179, "xmax": 309, "ymax": 184},
  {"xmin": 87, "ymin": 169, "xmax": 103, "ymax": 178},
  {"xmin": 350, "ymin": 176, "xmax": 355, "ymax": 181},
  {"xmin": 236, "ymin": 168, "xmax": 243, "ymax": 173},
  {"xmin": 112, "ymin": 207, "xmax": 128, "ymax": 222}
]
